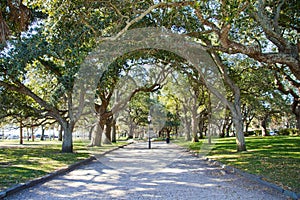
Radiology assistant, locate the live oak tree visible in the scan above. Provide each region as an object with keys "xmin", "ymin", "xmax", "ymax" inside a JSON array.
[
  {"xmin": 1, "ymin": 0, "xmax": 298, "ymax": 153},
  {"xmin": 89, "ymin": 50, "xmax": 173, "ymax": 146},
  {"xmin": 162, "ymin": 69, "xmax": 211, "ymax": 142},
  {"xmin": 165, "ymin": 0, "xmax": 298, "ymax": 151},
  {"xmin": 0, "ymin": 31, "xmax": 83, "ymax": 152},
  {"xmin": 0, "ymin": 0, "xmax": 120, "ymax": 152},
  {"xmin": 159, "ymin": 111, "xmax": 180, "ymax": 139},
  {"xmin": 187, "ymin": 0, "xmax": 299, "ymax": 79},
  {"xmin": 225, "ymin": 55, "xmax": 291, "ymax": 135},
  {"xmin": 274, "ymin": 68, "xmax": 300, "ymax": 129},
  {"xmin": 0, "ymin": 89, "xmax": 36, "ymax": 144}
]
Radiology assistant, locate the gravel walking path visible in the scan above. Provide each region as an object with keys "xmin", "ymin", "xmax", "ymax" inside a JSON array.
[{"xmin": 6, "ymin": 142, "xmax": 287, "ymax": 200}]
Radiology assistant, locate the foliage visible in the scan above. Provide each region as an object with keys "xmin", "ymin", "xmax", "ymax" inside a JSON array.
[
  {"xmin": 0, "ymin": 89, "xmax": 37, "ymax": 119},
  {"xmin": 1, "ymin": 0, "xmax": 298, "ymax": 152},
  {"xmin": 0, "ymin": 1, "xmax": 33, "ymax": 44},
  {"xmin": 127, "ymin": 92, "xmax": 152, "ymax": 126},
  {"xmin": 278, "ymin": 128, "xmax": 300, "ymax": 136},
  {"xmin": 244, "ymin": 130, "xmax": 256, "ymax": 136}
]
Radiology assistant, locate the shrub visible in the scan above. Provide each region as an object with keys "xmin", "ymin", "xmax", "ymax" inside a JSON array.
[
  {"xmin": 244, "ymin": 131, "xmax": 256, "ymax": 137},
  {"xmin": 278, "ymin": 128, "xmax": 300, "ymax": 136},
  {"xmin": 254, "ymin": 130, "xmax": 262, "ymax": 136}
]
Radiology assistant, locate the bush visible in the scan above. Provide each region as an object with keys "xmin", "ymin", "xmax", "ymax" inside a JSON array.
[
  {"xmin": 244, "ymin": 131, "xmax": 256, "ymax": 137},
  {"xmin": 254, "ymin": 130, "xmax": 262, "ymax": 136},
  {"xmin": 278, "ymin": 128, "xmax": 300, "ymax": 136}
]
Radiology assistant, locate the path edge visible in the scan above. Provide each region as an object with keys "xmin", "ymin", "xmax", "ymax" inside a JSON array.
[{"xmin": 177, "ymin": 144, "xmax": 300, "ymax": 200}]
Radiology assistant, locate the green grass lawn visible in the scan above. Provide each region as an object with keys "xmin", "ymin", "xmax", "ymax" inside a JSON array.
[
  {"xmin": 174, "ymin": 136, "xmax": 300, "ymax": 193},
  {"xmin": 0, "ymin": 139, "xmax": 127, "ymax": 191}
]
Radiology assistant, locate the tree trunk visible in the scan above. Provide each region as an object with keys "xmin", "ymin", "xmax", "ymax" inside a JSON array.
[
  {"xmin": 61, "ymin": 122, "xmax": 75, "ymax": 153},
  {"xmin": 184, "ymin": 117, "xmax": 191, "ymax": 141},
  {"xmin": 19, "ymin": 120, "xmax": 23, "ymax": 145},
  {"xmin": 58, "ymin": 125, "xmax": 63, "ymax": 141},
  {"xmin": 229, "ymin": 93, "xmax": 246, "ymax": 151},
  {"xmin": 296, "ymin": 114, "xmax": 300, "ymax": 130},
  {"xmin": 198, "ymin": 119, "xmax": 205, "ymax": 139},
  {"xmin": 41, "ymin": 125, "xmax": 45, "ymax": 141},
  {"xmin": 128, "ymin": 123, "xmax": 135, "ymax": 139},
  {"xmin": 209, "ymin": 51, "xmax": 246, "ymax": 151},
  {"xmin": 261, "ymin": 116, "xmax": 268, "ymax": 136},
  {"xmin": 233, "ymin": 118, "xmax": 246, "ymax": 151},
  {"xmin": 220, "ymin": 121, "xmax": 225, "ymax": 138},
  {"xmin": 245, "ymin": 122, "xmax": 250, "ymax": 134},
  {"xmin": 191, "ymin": 110, "xmax": 199, "ymax": 142},
  {"xmin": 166, "ymin": 129, "xmax": 171, "ymax": 139},
  {"xmin": 31, "ymin": 125, "xmax": 34, "ymax": 142},
  {"xmin": 26, "ymin": 127, "xmax": 30, "ymax": 141},
  {"xmin": 103, "ymin": 117, "xmax": 113, "ymax": 144},
  {"xmin": 231, "ymin": 95, "xmax": 246, "ymax": 151},
  {"xmin": 221, "ymin": 111, "xmax": 231, "ymax": 138},
  {"xmin": 185, "ymin": 125, "xmax": 191, "ymax": 141},
  {"xmin": 103, "ymin": 125, "xmax": 112, "ymax": 144},
  {"xmin": 90, "ymin": 122, "xmax": 103, "ymax": 147},
  {"xmin": 112, "ymin": 118, "xmax": 117, "ymax": 143},
  {"xmin": 182, "ymin": 105, "xmax": 191, "ymax": 141},
  {"xmin": 226, "ymin": 121, "xmax": 232, "ymax": 137},
  {"xmin": 292, "ymin": 100, "xmax": 300, "ymax": 129},
  {"xmin": 88, "ymin": 126, "xmax": 94, "ymax": 141},
  {"xmin": 175, "ymin": 126, "xmax": 178, "ymax": 139}
]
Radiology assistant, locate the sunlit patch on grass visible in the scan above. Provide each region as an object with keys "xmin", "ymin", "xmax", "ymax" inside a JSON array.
[
  {"xmin": 0, "ymin": 139, "xmax": 129, "ymax": 191},
  {"xmin": 175, "ymin": 136, "xmax": 300, "ymax": 193}
]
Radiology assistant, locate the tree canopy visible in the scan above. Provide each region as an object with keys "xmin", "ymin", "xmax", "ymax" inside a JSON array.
[{"xmin": 0, "ymin": 0, "xmax": 299, "ymax": 152}]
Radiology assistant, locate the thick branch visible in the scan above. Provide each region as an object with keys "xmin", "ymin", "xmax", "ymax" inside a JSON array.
[
  {"xmin": 254, "ymin": 0, "xmax": 289, "ymax": 51},
  {"xmin": 0, "ymin": 81, "xmax": 63, "ymax": 123},
  {"xmin": 99, "ymin": 1, "xmax": 195, "ymax": 42}
]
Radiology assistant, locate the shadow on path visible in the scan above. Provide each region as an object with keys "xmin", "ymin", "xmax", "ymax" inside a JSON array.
[{"xmin": 6, "ymin": 142, "xmax": 287, "ymax": 200}]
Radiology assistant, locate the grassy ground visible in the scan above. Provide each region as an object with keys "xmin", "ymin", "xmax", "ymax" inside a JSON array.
[
  {"xmin": 0, "ymin": 139, "xmax": 127, "ymax": 191},
  {"xmin": 174, "ymin": 136, "xmax": 300, "ymax": 193}
]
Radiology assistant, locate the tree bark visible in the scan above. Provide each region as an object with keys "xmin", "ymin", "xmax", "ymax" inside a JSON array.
[
  {"xmin": 128, "ymin": 123, "xmax": 135, "ymax": 139},
  {"xmin": 26, "ymin": 127, "xmax": 30, "ymax": 141},
  {"xmin": 231, "ymin": 96, "xmax": 247, "ymax": 151},
  {"xmin": 31, "ymin": 125, "xmax": 34, "ymax": 142},
  {"xmin": 58, "ymin": 125, "xmax": 63, "ymax": 141},
  {"xmin": 245, "ymin": 122, "xmax": 250, "ymax": 134},
  {"xmin": 41, "ymin": 125, "xmax": 45, "ymax": 141},
  {"xmin": 88, "ymin": 125, "xmax": 94, "ymax": 141},
  {"xmin": 226, "ymin": 124, "xmax": 231, "ymax": 137},
  {"xmin": 198, "ymin": 119, "xmax": 205, "ymax": 139},
  {"xmin": 19, "ymin": 120, "xmax": 23, "ymax": 145},
  {"xmin": 90, "ymin": 122, "xmax": 103, "ymax": 147},
  {"xmin": 185, "ymin": 124, "xmax": 191, "ymax": 141},
  {"xmin": 191, "ymin": 100, "xmax": 199, "ymax": 142},
  {"xmin": 182, "ymin": 106, "xmax": 191, "ymax": 141},
  {"xmin": 191, "ymin": 116, "xmax": 199, "ymax": 142},
  {"xmin": 62, "ymin": 122, "xmax": 74, "ymax": 153},
  {"xmin": 296, "ymin": 115, "xmax": 300, "ymax": 130},
  {"xmin": 261, "ymin": 116, "xmax": 268, "ymax": 136},
  {"xmin": 292, "ymin": 100, "xmax": 300, "ymax": 130},
  {"xmin": 112, "ymin": 118, "xmax": 117, "ymax": 143},
  {"xmin": 0, "ymin": 11, "xmax": 10, "ymax": 44},
  {"xmin": 233, "ymin": 117, "xmax": 246, "ymax": 151},
  {"xmin": 103, "ymin": 117, "xmax": 112, "ymax": 144},
  {"xmin": 209, "ymin": 51, "xmax": 246, "ymax": 151}
]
